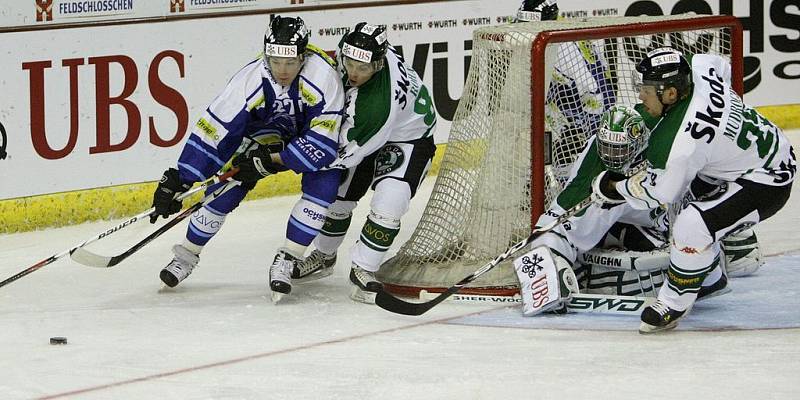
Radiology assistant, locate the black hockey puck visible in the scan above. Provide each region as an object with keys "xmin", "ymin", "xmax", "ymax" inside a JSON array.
[{"xmin": 50, "ymin": 337, "xmax": 68, "ymax": 345}]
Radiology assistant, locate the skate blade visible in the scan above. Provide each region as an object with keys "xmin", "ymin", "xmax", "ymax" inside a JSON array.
[
  {"xmin": 349, "ymin": 286, "xmax": 377, "ymax": 304},
  {"xmin": 271, "ymin": 291, "xmax": 287, "ymax": 303},
  {"xmin": 638, "ymin": 320, "xmax": 679, "ymax": 334},
  {"xmin": 294, "ymin": 267, "xmax": 335, "ymax": 285},
  {"xmin": 158, "ymin": 284, "xmax": 176, "ymax": 293}
]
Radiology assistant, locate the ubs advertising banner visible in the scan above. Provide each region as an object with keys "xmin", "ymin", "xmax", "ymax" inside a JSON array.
[
  {"xmin": 2, "ymin": 0, "xmax": 375, "ymax": 26},
  {"xmin": 0, "ymin": 0, "xmax": 798, "ymax": 200}
]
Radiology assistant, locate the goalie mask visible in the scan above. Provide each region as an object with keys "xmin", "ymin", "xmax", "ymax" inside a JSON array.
[
  {"xmin": 264, "ymin": 16, "xmax": 310, "ymax": 59},
  {"xmin": 516, "ymin": 0, "xmax": 559, "ymax": 22},
  {"xmin": 636, "ymin": 47, "xmax": 692, "ymax": 98},
  {"xmin": 596, "ymin": 105, "xmax": 650, "ymax": 176}
]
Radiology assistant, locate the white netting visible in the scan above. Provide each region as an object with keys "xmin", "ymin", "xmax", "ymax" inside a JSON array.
[{"xmin": 378, "ymin": 15, "xmax": 738, "ymax": 296}]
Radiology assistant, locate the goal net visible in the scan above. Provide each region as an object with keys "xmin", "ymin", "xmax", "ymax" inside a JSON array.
[{"xmin": 378, "ymin": 14, "xmax": 743, "ymax": 297}]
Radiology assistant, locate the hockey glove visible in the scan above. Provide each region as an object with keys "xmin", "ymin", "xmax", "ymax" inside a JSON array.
[
  {"xmin": 232, "ymin": 144, "xmax": 280, "ymax": 183},
  {"xmin": 151, "ymin": 167, "xmax": 192, "ymax": 223},
  {"xmin": 591, "ymin": 170, "xmax": 627, "ymax": 209}
]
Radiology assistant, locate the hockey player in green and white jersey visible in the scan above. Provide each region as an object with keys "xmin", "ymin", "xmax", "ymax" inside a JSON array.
[
  {"xmin": 592, "ymin": 48, "xmax": 795, "ymax": 333},
  {"xmin": 294, "ymin": 23, "xmax": 437, "ymax": 303}
]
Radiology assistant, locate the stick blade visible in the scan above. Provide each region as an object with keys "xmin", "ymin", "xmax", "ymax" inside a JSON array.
[
  {"xmin": 374, "ymin": 290, "xmax": 431, "ymax": 315},
  {"xmin": 375, "ymin": 287, "xmax": 457, "ymax": 316},
  {"xmin": 69, "ymin": 248, "xmax": 114, "ymax": 268}
]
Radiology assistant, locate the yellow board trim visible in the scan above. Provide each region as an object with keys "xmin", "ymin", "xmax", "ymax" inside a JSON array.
[{"xmin": 0, "ymin": 173, "xmax": 301, "ymax": 234}]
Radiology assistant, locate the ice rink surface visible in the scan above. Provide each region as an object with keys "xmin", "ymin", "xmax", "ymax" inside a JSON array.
[{"xmin": 2, "ymin": 132, "xmax": 799, "ymax": 399}]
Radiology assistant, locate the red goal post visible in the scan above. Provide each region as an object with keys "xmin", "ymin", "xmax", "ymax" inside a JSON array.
[{"xmin": 378, "ymin": 14, "xmax": 744, "ymax": 298}]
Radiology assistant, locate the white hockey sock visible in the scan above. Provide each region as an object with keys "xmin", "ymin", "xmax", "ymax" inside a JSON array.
[
  {"xmin": 282, "ymin": 240, "xmax": 307, "ymax": 259},
  {"xmin": 350, "ymin": 213, "xmax": 401, "ymax": 272},
  {"xmin": 313, "ymin": 203, "xmax": 355, "ymax": 255},
  {"xmin": 181, "ymin": 239, "xmax": 203, "ymax": 255}
]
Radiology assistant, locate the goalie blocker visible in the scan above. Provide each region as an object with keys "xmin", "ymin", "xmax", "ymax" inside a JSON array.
[{"xmin": 513, "ymin": 246, "xmax": 579, "ymax": 316}]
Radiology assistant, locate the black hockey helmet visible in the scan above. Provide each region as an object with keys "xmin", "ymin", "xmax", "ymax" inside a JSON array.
[
  {"xmin": 516, "ymin": 0, "xmax": 559, "ymax": 22},
  {"xmin": 264, "ymin": 16, "xmax": 310, "ymax": 58},
  {"xmin": 339, "ymin": 22, "xmax": 388, "ymax": 64},
  {"xmin": 636, "ymin": 47, "xmax": 692, "ymax": 97}
]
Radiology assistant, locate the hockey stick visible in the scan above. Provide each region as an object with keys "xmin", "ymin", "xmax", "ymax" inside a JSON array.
[
  {"xmin": 69, "ymin": 171, "xmax": 240, "ymax": 268},
  {"xmin": 418, "ymin": 291, "xmax": 655, "ymax": 315},
  {"xmin": 375, "ymin": 198, "xmax": 593, "ymax": 316},
  {"xmin": 0, "ymin": 169, "xmax": 238, "ymax": 289}
]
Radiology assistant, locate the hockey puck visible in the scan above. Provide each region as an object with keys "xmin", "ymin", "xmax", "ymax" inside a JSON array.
[{"xmin": 49, "ymin": 337, "xmax": 68, "ymax": 345}]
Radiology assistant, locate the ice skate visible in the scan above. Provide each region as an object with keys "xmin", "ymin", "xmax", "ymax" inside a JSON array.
[
  {"xmin": 159, "ymin": 244, "xmax": 200, "ymax": 288},
  {"xmin": 639, "ymin": 300, "xmax": 687, "ymax": 334},
  {"xmin": 349, "ymin": 264, "xmax": 383, "ymax": 304},
  {"xmin": 292, "ymin": 250, "xmax": 336, "ymax": 284},
  {"xmin": 270, "ymin": 249, "xmax": 296, "ymax": 303}
]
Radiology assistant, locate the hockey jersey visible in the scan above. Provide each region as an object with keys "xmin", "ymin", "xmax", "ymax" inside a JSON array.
[
  {"xmin": 537, "ymin": 134, "xmax": 667, "ymax": 251},
  {"xmin": 546, "ymin": 40, "xmax": 615, "ymax": 137},
  {"xmin": 327, "ymin": 45, "xmax": 437, "ymax": 170},
  {"xmin": 176, "ymin": 46, "xmax": 345, "ymax": 183},
  {"xmin": 617, "ymin": 54, "xmax": 797, "ymax": 210}
]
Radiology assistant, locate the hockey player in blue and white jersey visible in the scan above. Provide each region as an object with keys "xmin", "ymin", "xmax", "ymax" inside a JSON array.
[
  {"xmin": 294, "ymin": 23, "xmax": 437, "ymax": 303},
  {"xmin": 149, "ymin": 16, "xmax": 345, "ymax": 302},
  {"xmin": 515, "ymin": 0, "xmax": 615, "ymax": 180}
]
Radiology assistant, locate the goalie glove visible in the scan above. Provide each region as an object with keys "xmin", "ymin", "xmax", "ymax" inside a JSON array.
[
  {"xmin": 514, "ymin": 246, "xmax": 579, "ymax": 316},
  {"xmin": 591, "ymin": 170, "xmax": 627, "ymax": 209}
]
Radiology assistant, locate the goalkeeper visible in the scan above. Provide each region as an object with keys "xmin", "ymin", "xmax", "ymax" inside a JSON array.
[{"xmin": 513, "ymin": 104, "xmax": 758, "ymax": 316}]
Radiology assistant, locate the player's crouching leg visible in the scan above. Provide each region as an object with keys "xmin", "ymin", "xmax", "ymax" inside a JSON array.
[
  {"xmin": 639, "ymin": 206, "xmax": 717, "ymax": 334},
  {"xmin": 514, "ymin": 246, "xmax": 579, "ymax": 316}
]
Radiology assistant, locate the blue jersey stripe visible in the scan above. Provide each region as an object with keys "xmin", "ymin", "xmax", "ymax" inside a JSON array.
[
  {"xmin": 186, "ymin": 136, "xmax": 226, "ymax": 167},
  {"xmin": 178, "ymin": 162, "xmax": 207, "ymax": 181},
  {"xmin": 304, "ymin": 133, "xmax": 337, "ymax": 157},
  {"xmin": 287, "ymin": 144, "xmax": 318, "ymax": 171}
]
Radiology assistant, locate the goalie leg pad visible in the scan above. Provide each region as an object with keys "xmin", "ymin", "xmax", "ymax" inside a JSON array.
[
  {"xmin": 514, "ymin": 246, "xmax": 578, "ymax": 316},
  {"xmin": 577, "ymin": 247, "xmax": 669, "ymax": 296},
  {"xmin": 721, "ymin": 229, "xmax": 764, "ymax": 277}
]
